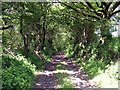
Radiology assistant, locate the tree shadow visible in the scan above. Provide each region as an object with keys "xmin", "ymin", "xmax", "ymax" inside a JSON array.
[
  {"xmin": 33, "ymin": 51, "xmax": 98, "ymax": 89},
  {"xmin": 33, "ymin": 73, "xmax": 58, "ymax": 88}
]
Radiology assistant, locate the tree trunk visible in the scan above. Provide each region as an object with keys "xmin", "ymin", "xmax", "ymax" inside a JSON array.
[
  {"xmin": 41, "ymin": 15, "xmax": 46, "ymax": 50},
  {"xmin": 23, "ymin": 34, "xmax": 29, "ymax": 58},
  {"xmin": 20, "ymin": 7, "xmax": 29, "ymax": 58}
]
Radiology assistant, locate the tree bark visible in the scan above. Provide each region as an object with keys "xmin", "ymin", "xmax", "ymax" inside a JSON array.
[
  {"xmin": 19, "ymin": 5, "xmax": 29, "ymax": 58},
  {"xmin": 0, "ymin": 25, "xmax": 13, "ymax": 30},
  {"xmin": 41, "ymin": 15, "xmax": 46, "ymax": 50},
  {"xmin": 23, "ymin": 34, "xmax": 29, "ymax": 57},
  {"xmin": 41, "ymin": 4, "xmax": 47, "ymax": 50}
]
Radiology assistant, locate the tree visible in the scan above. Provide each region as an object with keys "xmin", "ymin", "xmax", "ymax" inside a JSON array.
[{"xmin": 59, "ymin": 2, "xmax": 120, "ymax": 20}]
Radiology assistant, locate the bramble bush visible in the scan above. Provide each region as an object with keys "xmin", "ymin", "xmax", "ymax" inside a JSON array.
[{"xmin": 2, "ymin": 53, "xmax": 36, "ymax": 89}]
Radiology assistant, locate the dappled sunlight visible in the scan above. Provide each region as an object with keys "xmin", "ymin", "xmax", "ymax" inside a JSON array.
[
  {"xmin": 35, "ymin": 69, "xmax": 82, "ymax": 75},
  {"xmin": 70, "ymin": 75, "xmax": 97, "ymax": 88},
  {"xmin": 60, "ymin": 61, "xmax": 68, "ymax": 65},
  {"xmin": 33, "ymin": 74, "xmax": 57, "ymax": 88},
  {"xmin": 36, "ymin": 83, "xmax": 41, "ymax": 86},
  {"xmin": 33, "ymin": 51, "xmax": 97, "ymax": 88},
  {"xmin": 52, "ymin": 55, "xmax": 65, "ymax": 58},
  {"xmin": 2, "ymin": 2, "xmax": 119, "ymax": 89}
]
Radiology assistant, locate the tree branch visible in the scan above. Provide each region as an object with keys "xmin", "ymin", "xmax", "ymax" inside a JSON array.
[
  {"xmin": 109, "ymin": 10, "xmax": 120, "ymax": 19},
  {"xmin": 86, "ymin": 2, "xmax": 95, "ymax": 10},
  {"xmin": 85, "ymin": 2, "xmax": 103, "ymax": 18},
  {"xmin": 60, "ymin": 2, "xmax": 80, "ymax": 13},
  {"xmin": 107, "ymin": 2, "xmax": 112, "ymax": 10},
  {"xmin": 72, "ymin": 2, "xmax": 84, "ymax": 10},
  {"xmin": 0, "ymin": 25, "xmax": 13, "ymax": 30},
  {"xmin": 101, "ymin": 2, "xmax": 107, "ymax": 7},
  {"xmin": 96, "ymin": 2, "xmax": 100, "ymax": 7},
  {"xmin": 112, "ymin": 1, "xmax": 120, "ymax": 12},
  {"xmin": 82, "ymin": 13, "xmax": 100, "ymax": 20},
  {"xmin": 60, "ymin": 2, "xmax": 101, "ymax": 20}
]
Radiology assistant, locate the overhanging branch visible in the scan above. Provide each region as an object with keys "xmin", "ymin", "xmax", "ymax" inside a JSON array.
[
  {"xmin": 0, "ymin": 25, "xmax": 13, "ymax": 30},
  {"xmin": 59, "ymin": 2, "xmax": 80, "ymax": 13},
  {"xmin": 109, "ymin": 10, "xmax": 120, "ymax": 19},
  {"xmin": 112, "ymin": 1, "xmax": 120, "ymax": 12}
]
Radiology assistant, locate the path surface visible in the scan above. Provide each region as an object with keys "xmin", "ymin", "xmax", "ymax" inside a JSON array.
[{"xmin": 33, "ymin": 51, "xmax": 98, "ymax": 89}]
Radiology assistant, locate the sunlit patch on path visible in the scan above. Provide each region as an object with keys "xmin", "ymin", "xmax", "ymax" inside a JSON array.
[{"xmin": 33, "ymin": 51, "xmax": 98, "ymax": 89}]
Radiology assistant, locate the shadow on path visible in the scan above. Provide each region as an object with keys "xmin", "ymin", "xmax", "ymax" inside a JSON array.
[{"xmin": 33, "ymin": 51, "xmax": 98, "ymax": 89}]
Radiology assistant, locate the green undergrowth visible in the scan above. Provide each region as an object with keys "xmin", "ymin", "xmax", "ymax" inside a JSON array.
[
  {"xmin": 65, "ymin": 37, "xmax": 119, "ymax": 88},
  {"xmin": 56, "ymin": 73, "xmax": 74, "ymax": 88},
  {"xmin": 76, "ymin": 47, "xmax": 119, "ymax": 88},
  {"xmin": 56, "ymin": 62, "xmax": 67, "ymax": 70},
  {"xmin": 78, "ymin": 38, "xmax": 119, "ymax": 79},
  {"xmin": 77, "ymin": 55, "xmax": 107, "ymax": 78},
  {"xmin": 65, "ymin": 44, "xmax": 74, "ymax": 57},
  {"xmin": 92, "ymin": 61, "xmax": 118, "ymax": 88},
  {"xmin": 2, "ymin": 53, "xmax": 36, "ymax": 89},
  {"xmin": 56, "ymin": 64, "xmax": 65, "ymax": 70},
  {"xmin": 0, "ymin": 45, "xmax": 2, "ymax": 89},
  {"xmin": 2, "ymin": 47, "xmax": 57, "ymax": 89},
  {"xmin": 27, "ymin": 53, "xmax": 48, "ymax": 71},
  {"xmin": 21, "ymin": 48, "xmax": 56, "ymax": 71}
]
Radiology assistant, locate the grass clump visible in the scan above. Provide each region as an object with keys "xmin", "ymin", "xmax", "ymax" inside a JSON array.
[
  {"xmin": 56, "ymin": 73, "xmax": 74, "ymax": 88},
  {"xmin": 56, "ymin": 62, "xmax": 67, "ymax": 70}
]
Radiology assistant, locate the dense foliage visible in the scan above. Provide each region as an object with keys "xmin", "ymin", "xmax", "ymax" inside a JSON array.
[
  {"xmin": 1, "ymin": 2, "xmax": 120, "ymax": 88},
  {"xmin": 73, "ymin": 37, "xmax": 119, "ymax": 78},
  {"xmin": 2, "ymin": 53, "xmax": 36, "ymax": 89}
]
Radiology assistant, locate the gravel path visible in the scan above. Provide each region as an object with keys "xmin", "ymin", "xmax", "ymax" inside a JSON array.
[{"xmin": 33, "ymin": 51, "xmax": 98, "ymax": 89}]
